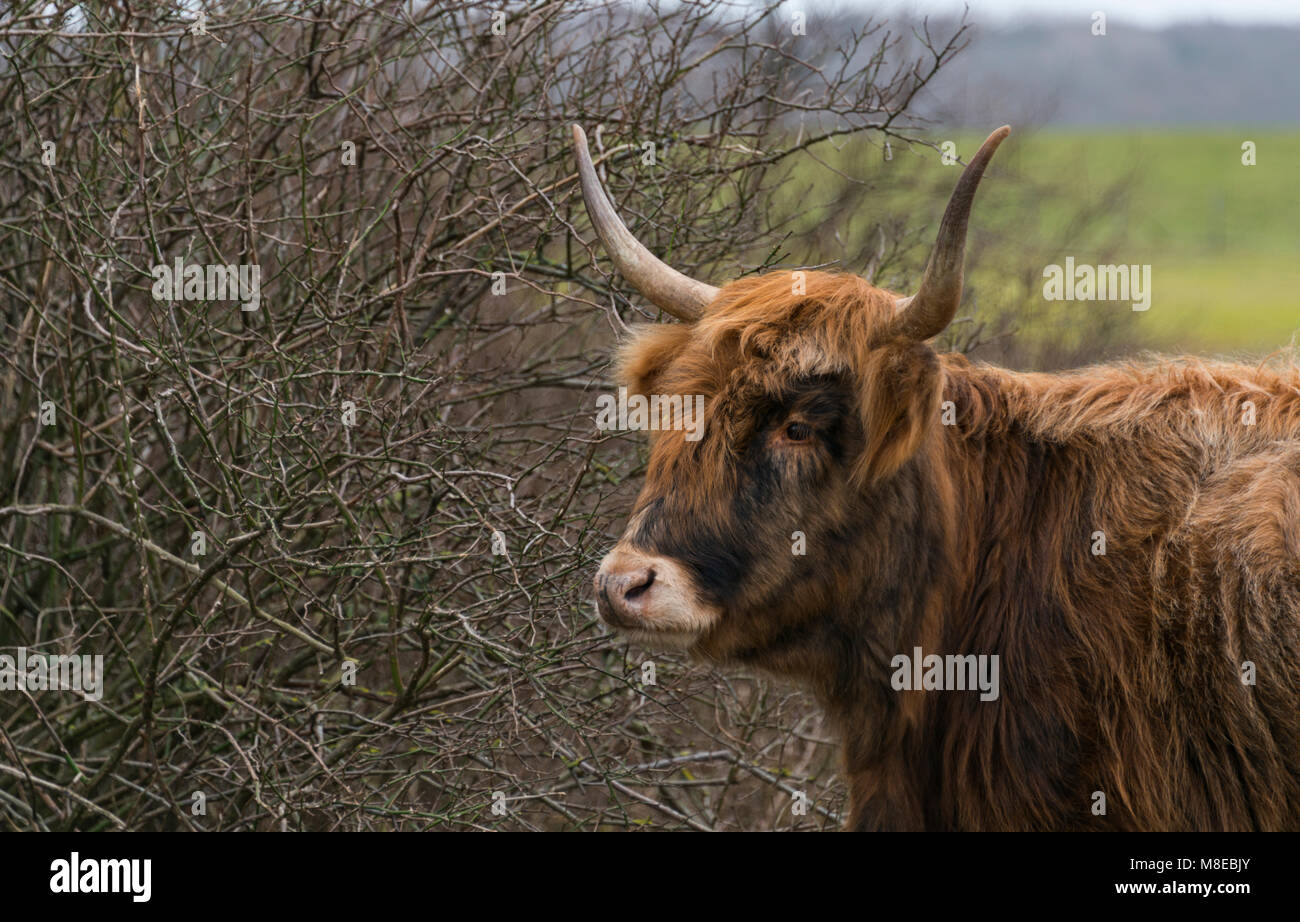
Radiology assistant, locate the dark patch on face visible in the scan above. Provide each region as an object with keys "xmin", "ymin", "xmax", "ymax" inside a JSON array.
[
  {"xmin": 629, "ymin": 373, "xmax": 858, "ymax": 606},
  {"xmin": 630, "ymin": 496, "xmax": 753, "ymax": 603}
]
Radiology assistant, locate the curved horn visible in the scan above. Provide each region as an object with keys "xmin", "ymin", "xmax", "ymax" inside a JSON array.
[
  {"xmin": 891, "ymin": 126, "xmax": 1010, "ymax": 341},
  {"xmin": 571, "ymin": 124, "xmax": 718, "ymax": 321}
]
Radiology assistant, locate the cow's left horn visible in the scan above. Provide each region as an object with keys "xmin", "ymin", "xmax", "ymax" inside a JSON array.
[
  {"xmin": 891, "ymin": 126, "xmax": 1010, "ymax": 341},
  {"xmin": 571, "ymin": 125, "xmax": 718, "ymax": 322}
]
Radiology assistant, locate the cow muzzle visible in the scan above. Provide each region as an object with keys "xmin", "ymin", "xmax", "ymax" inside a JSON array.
[{"xmin": 594, "ymin": 545, "xmax": 721, "ymax": 645}]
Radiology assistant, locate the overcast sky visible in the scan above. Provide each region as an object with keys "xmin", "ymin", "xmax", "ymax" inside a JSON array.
[{"xmin": 886, "ymin": 0, "xmax": 1300, "ymax": 27}]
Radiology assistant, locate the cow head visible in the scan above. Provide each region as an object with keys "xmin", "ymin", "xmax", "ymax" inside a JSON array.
[{"xmin": 582, "ymin": 124, "xmax": 1009, "ymax": 665}]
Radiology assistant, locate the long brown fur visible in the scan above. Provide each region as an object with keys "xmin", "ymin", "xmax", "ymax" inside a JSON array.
[{"xmin": 615, "ymin": 270, "xmax": 1300, "ymax": 831}]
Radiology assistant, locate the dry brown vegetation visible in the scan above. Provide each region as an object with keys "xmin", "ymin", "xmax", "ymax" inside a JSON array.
[{"xmin": 0, "ymin": 0, "xmax": 1130, "ymax": 830}]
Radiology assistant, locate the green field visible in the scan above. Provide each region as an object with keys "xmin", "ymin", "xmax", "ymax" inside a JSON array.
[
  {"xmin": 1013, "ymin": 130, "xmax": 1300, "ymax": 353},
  {"xmin": 783, "ymin": 129, "xmax": 1300, "ymax": 356}
]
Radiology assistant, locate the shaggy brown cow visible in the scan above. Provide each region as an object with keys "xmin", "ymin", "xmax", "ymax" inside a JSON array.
[{"xmin": 578, "ymin": 124, "xmax": 1300, "ymax": 831}]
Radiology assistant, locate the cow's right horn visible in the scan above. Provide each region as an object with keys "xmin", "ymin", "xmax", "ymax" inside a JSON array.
[{"xmin": 571, "ymin": 125, "xmax": 718, "ymax": 322}]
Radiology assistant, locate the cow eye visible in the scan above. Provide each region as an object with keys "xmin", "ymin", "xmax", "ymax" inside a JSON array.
[{"xmin": 783, "ymin": 421, "xmax": 813, "ymax": 443}]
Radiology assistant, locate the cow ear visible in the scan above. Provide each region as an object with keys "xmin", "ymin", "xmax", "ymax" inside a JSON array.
[
  {"xmin": 618, "ymin": 324, "xmax": 694, "ymax": 397},
  {"xmin": 853, "ymin": 341, "xmax": 941, "ymax": 486}
]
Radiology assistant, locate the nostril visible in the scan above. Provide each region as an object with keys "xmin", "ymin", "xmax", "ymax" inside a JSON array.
[{"xmin": 623, "ymin": 568, "xmax": 655, "ymax": 601}]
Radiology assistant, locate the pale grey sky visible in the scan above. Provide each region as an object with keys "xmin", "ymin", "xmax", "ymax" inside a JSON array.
[{"xmin": 885, "ymin": 0, "xmax": 1300, "ymax": 26}]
